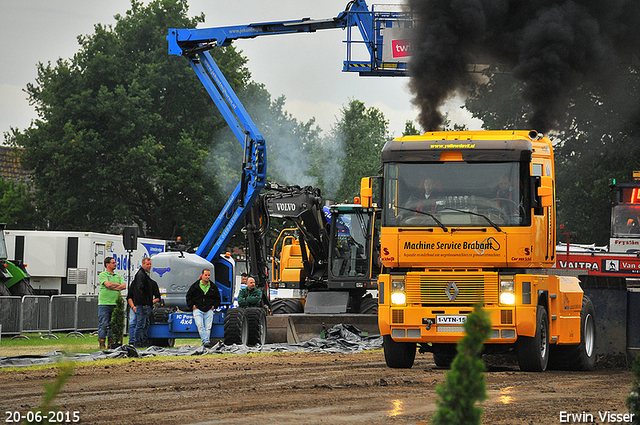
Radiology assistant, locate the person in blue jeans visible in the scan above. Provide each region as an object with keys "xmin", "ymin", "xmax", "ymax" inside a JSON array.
[
  {"xmin": 185, "ymin": 269, "xmax": 221, "ymax": 348},
  {"xmin": 128, "ymin": 257, "xmax": 160, "ymax": 347},
  {"xmin": 98, "ymin": 257, "xmax": 126, "ymax": 349}
]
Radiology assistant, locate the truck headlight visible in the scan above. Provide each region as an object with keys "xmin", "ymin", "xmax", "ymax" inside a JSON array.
[
  {"xmin": 391, "ymin": 278, "xmax": 405, "ymax": 305},
  {"xmin": 390, "ymin": 292, "xmax": 406, "ymax": 305},
  {"xmin": 500, "ymin": 279, "xmax": 515, "ymax": 305}
]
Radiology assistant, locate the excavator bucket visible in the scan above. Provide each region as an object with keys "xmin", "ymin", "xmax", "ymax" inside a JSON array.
[{"xmin": 266, "ymin": 314, "xmax": 379, "ymax": 344}]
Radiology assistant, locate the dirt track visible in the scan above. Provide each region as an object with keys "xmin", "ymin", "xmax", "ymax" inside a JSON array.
[{"xmin": 0, "ymin": 351, "xmax": 634, "ymax": 425}]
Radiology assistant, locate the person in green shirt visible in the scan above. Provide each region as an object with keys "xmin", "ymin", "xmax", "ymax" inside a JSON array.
[
  {"xmin": 97, "ymin": 257, "xmax": 126, "ymax": 349},
  {"xmin": 238, "ymin": 276, "xmax": 263, "ymax": 308}
]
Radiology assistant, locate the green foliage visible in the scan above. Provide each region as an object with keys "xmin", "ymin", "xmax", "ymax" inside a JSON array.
[
  {"xmin": 0, "ymin": 178, "xmax": 42, "ymax": 229},
  {"xmin": 110, "ymin": 295, "xmax": 126, "ymax": 345},
  {"xmin": 431, "ymin": 304, "xmax": 491, "ymax": 425},
  {"xmin": 627, "ymin": 355, "xmax": 640, "ymax": 425},
  {"xmin": 332, "ymin": 100, "xmax": 389, "ymax": 202},
  {"xmin": 403, "ymin": 120, "xmax": 421, "ymax": 136},
  {"xmin": 5, "ymin": 0, "xmax": 252, "ymax": 244},
  {"xmin": 27, "ymin": 361, "xmax": 74, "ymax": 424}
]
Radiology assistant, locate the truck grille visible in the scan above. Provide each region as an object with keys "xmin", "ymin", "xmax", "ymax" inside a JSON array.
[{"xmin": 405, "ymin": 273, "xmax": 498, "ymax": 304}]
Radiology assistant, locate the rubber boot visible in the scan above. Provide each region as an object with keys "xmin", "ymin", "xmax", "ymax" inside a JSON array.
[{"xmin": 99, "ymin": 338, "xmax": 106, "ymax": 350}]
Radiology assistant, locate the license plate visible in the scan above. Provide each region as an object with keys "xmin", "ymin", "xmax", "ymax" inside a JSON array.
[{"xmin": 436, "ymin": 315, "xmax": 467, "ymax": 325}]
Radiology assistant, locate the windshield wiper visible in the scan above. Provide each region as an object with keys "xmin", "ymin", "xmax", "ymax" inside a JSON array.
[
  {"xmin": 441, "ymin": 207, "xmax": 503, "ymax": 232},
  {"xmin": 395, "ymin": 205, "xmax": 448, "ymax": 232}
]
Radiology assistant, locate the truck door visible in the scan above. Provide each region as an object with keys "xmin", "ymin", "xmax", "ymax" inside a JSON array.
[{"xmin": 93, "ymin": 243, "xmax": 105, "ymax": 294}]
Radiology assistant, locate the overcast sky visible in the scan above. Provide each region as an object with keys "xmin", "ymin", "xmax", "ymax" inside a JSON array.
[{"xmin": 0, "ymin": 0, "xmax": 480, "ymax": 139}]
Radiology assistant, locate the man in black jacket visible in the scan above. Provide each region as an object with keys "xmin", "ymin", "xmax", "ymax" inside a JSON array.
[
  {"xmin": 186, "ymin": 268, "xmax": 221, "ymax": 347},
  {"xmin": 128, "ymin": 257, "xmax": 160, "ymax": 347}
]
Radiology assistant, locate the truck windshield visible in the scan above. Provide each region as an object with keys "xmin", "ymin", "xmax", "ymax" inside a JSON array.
[
  {"xmin": 611, "ymin": 205, "xmax": 640, "ymax": 237},
  {"xmin": 383, "ymin": 162, "xmax": 531, "ymax": 227}
]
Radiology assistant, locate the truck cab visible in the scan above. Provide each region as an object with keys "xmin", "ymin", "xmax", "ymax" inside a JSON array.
[{"xmin": 376, "ymin": 130, "xmax": 595, "ymax": 371}]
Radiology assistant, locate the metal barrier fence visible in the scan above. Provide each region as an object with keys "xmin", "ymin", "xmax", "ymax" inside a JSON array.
[{"xmin": 0, "ymin": 295, "xmax": 99, "ymax": 338}]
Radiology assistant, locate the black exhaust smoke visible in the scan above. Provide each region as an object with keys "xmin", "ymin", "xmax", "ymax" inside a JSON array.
[{"xmin": 408, "ymin": 0, "xmax": 640, "ymax": 132}]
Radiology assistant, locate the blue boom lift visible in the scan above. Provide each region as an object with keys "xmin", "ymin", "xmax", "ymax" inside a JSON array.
[{"xmin": 147, "ymin": 1, "xmax": 412, "ymax": 346}]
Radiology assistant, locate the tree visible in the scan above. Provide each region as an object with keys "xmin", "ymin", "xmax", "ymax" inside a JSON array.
[
  {"xmin": 331, "ymin": 100, "xmax": 389, "ymax": 202},
  {"xmin": 403, "ymin": 120, "xmax": 420, "ymax": 136},
  {"xmin": 0, "ymin": 179, "xmax": 42, "ymax": 229},
  {"xmin": 6, "ymin": 0, "xmax": 264, "ymax": 245},
  {"xmin": 431, "ymin": 304, "xmax": 491, "ymax": 425}
]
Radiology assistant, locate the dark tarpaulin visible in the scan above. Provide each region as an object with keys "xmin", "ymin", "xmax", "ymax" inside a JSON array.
[{"xmin": 0, "ymin": 324, "xmax": 382, "ymax": 368}]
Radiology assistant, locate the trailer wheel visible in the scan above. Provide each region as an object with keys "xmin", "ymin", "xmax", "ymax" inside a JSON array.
[
  {"xmin": 270, "ymin": 298, "xmax": 304, "ymax": 314},
  {"xmin": 224, "ymin": 308, "xmax": 248, "ymax": 345},
  {"xmin": 548, "ymin": 295, "xmax": 596, "ymax": 371},
  {"xmin": 8, "ymin": 279, "xmax": 34, "ymax": 296},
  {"xmin": 0, "ymin": 282, "xmax": 10, "ymax": 296},
  {"xmin": 517, "ymin": 305, "xmax": 549, "ymax": 372},
  {"xmin": 432, "ymin": 344, "xmax": 457, "ymax": 368},
  {"xmin": 359, "ymin": 297, "xmax": 378, "ymax": 314},
  {"xmin": 383, "ymin": 335, "xmax": 416, "ymax": 369},
  {"xmin": 245, "ymin": 307, "xmax": 267, "ymax": 346}
]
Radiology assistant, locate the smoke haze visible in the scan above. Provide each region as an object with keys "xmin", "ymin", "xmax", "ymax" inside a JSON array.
[{"xmin": 408, "ymin": 0, "xmax": 640, "ymax": 132}]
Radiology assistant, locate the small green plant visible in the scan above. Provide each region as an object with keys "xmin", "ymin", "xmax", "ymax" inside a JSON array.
[
  {"xmin": 109, "ymin": 295, "xmax": 126, "ymax": 347},
  {"xmin": 626, "ymin": 355, "xmax": 640, "ymax": 425},
  {"xmin": 431, "ymin": 303, "xmax": 492, "ymax": 425},
  {"xmin": 26, "ymin": 361, "xmax": 74, "ymax": 424}
]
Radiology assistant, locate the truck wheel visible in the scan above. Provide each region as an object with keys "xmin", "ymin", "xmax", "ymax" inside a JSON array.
[
  {"xmin": 270, "ymin": 298, "xmax": 304, "ymax": 314},
  {"xmin": 383, "ymin": 335, "xmax": 416, "ymax": 368},
  {"xmin": 0, "ymin": 282, "xmax": 10, "ymax": 296},
  {"xmin": 224, "ymin": 308, "xmax": 248, "ymax": 345},
  {"xmin": 8, "ymin": 279, "xmax": 34, "ymax": 296},
  {"xmin": 432, "ymin": 344, "xmax": 457, "ymax": 368},
  {"xmin": 548, "ymin": 295, "xmax": 596, "ymax": 371},
  {"xmin": 245, "ymin": 307, "xmax": 267, "ymax": 346},
  {"xmin": 151, "ymin": 306, "xmax": 177, "ymax": 323},
  {"xmin": 516, "ymin": 305, "xmax": 549, "ymax": 372},
  {"xmin": 359, "ymin": 297, "xmax": 378, "ymax": 314}
]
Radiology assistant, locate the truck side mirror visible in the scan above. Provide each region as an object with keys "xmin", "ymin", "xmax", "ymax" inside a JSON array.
[
  {"xmin": 360, "ymin": 177, "xmax": 373, "ymax": 208},
  {"xmin": 537, "ymin": 176, "xmax": 554, "ymax": 208}
]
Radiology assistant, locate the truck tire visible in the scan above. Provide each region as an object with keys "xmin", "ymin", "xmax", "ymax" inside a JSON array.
[
  {"xmin": 516, "ymin": 305, "xmax": 549, "ymax": 372},
  {"xmin": 151, "ymin": 306, "xmax": 177, "ymax": 323},
  {"xmin": 270, "ymin": 298, "xmax": 304, "ymax": 314},
  {"xmin": 548, "ymin": 295, "xmax": 596, "ymax": 371},
  {"xmin": 224, "ymin": 308, "xmax": 248, "ymax": 345},
  {"xmin": 8, "ymin": 279, "xmax": 34, "ymax": 296},
  {"xmin": 359, "ymin": 297, "xmax": 378, "ymax": 314},
  {"xmin": 0, "ymin": 282, "xmax": 10, "ymax": 296},
  {"xmin": 383, "ymin": 334, "xmax": 416, "ymax": 368},
  {"xmin": 245, "ymin": 307, "xmax": 267, "ymax": 346},
  {"xmin": 432, "ymin": 344, "xmax": 457, "ymax": 368}
]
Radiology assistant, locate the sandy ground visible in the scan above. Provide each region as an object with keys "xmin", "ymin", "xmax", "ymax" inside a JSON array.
[{"xmin": 0, "ymin": 350, "xmax": 634, "ymax": 425}]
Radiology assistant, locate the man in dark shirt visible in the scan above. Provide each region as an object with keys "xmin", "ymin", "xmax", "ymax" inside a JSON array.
[
  {"xmin": 186, "ymin": 268, "xmax": 221, "ymax": 347},
  {"xmin": 238, "ymin": 276, "xmax": 263, "ymax": 308},
  {"xmin": 127, "ymin": 257, "xmax": 160, "ymax": 347}
]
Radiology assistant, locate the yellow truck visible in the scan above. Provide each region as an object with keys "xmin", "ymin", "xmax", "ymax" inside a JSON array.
[{"xmin": 368, "ymin": 130, "xmax": 595, "ymax": 371}]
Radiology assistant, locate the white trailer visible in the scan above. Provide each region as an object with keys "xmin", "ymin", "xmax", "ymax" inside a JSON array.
[{"xmin": 3, "ymin": 230, "xmax": 167, "ymax": 296}]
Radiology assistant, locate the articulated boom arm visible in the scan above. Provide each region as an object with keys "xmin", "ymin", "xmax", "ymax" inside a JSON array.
[
  {"xmin": 168, "ymin": 0, "xmax": 412, "ymax": 77},
  {"xmin": 170, "ymin": 47, "xmax": 267, "ymax": 263},
  {"xmin": 167, "ymin": 1, "xmax": 411, "ymax": 262}
]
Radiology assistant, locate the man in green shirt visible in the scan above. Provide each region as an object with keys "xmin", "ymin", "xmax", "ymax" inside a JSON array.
[
  {"xmin": 98, "ymin": 256, "xmax": 126, "ymax": 349},
  {"xmin": 238, "ymin": 276, "xmax": 263, "ymax": 308}
]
